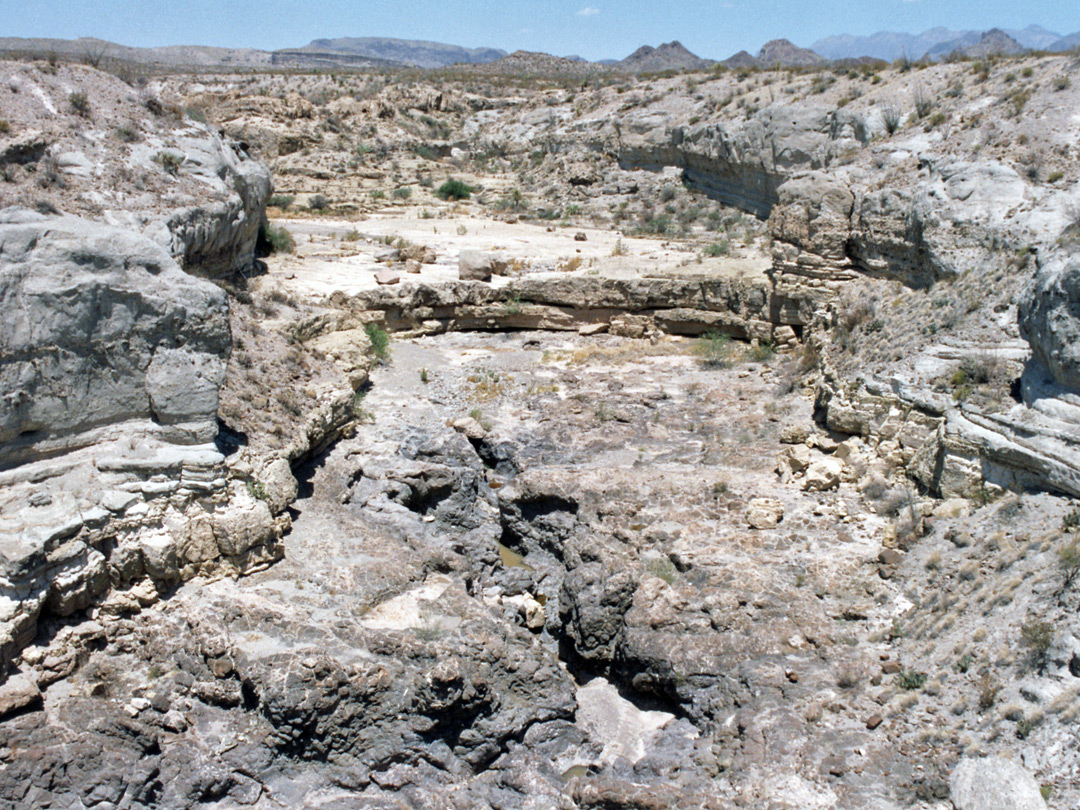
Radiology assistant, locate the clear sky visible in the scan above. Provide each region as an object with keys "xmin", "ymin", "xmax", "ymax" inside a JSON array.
[{"xmin": 2, "ymin": 0, "xmax": 1079, "ymax": 62}]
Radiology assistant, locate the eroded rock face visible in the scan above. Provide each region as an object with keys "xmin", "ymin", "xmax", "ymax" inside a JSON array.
[
  {"xmin": 1020, "ymin": 256, "xmax": 1080, "ymax": 394},
  {"xmin": 0, "ymin": 208, "xmax": 230, "ymax": 462}
]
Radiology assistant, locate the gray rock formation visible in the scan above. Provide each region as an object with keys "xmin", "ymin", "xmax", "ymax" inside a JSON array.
[
  {"xmin": 1019, "ymin": 256, "xmax": 1080, "ymax": 394},
  {"xmin": 0, "ymin": 209, "xmax": 229, "ymax": 462}
]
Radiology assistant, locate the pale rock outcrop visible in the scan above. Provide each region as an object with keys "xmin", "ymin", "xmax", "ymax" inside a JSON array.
[{"xmin": 950, "ymin": 756, "xmax": 1047, "ymax": 810}]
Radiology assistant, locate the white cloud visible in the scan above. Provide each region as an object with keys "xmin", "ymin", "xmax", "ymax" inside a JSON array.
[{"xmin": 576, "ymin": 6, "xmax": 600, "ymax": 16}]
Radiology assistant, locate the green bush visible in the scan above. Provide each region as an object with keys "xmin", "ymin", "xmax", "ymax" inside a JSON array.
[
  {"xmin": 262, "ymin": 223, "xmax": 295, "ymax": 254},
  {"xmin": 0, "ymin": 119, "xmax": 10, "ymax": 134},
  {"xmin": 392, "ymin": 186, "xmax": 412, "ymax": 199},
  {"xmin": 898, "ymin": 670, "xmax": 927, "ymax": 690},
  {"xmin": 268, "ymin": 194, "xmax": 295, "ymax": 210},
  {"xmin": 364, "ymin": 322, "xmax": 390, "ymax": 361},
  {"xmin": 436, "ymin": 178, "xmax": 472, "ymax": 201},
  {"xmin": 308, "ymin": 193, "xmax": 330, "ymax": 211}
]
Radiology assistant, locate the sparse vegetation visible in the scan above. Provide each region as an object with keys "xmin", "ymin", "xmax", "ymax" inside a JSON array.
[
  {"xmin": 69, "ymin": 91, "xmax": 90, "ymax": 116},
  {"xmin": 1021, "ymin": 620, "xmax": 1054, "ymax": 671},
  {"xmin": 155, "ymin": 151, "xmax": 183, "ymax": 175},
  {"xmin": 364, "ymin": 322, "xmax": 391, "ymax": 362},
  {"xmin": 882, "ymin": 103, "xmax": 901, "ymax": 134},
  {"xmin": 898, "ymin": 670, "xmax": 927, "ymax": 690},
  {"xmin": 694, "ymin": 332, "xmax": 734, "ymax": 368},
  {"xmin": 308, "ymin": 193, "xmax": 330, "ymax": 211},
  {"xmin": 745, "ymin": 341, "xmax": 775, "ymax": 363}
]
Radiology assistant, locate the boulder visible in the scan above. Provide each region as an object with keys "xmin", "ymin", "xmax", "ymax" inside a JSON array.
[
  {"xmin": 777, "ymin": 444, "xmax": 812, "ymax": 476},
  {"xmin": 459, "ymin": 250, "xmax": 494, "ymax": 282},
  {"xmin": 746, "ymin": 498, "xmax": 784, "ymax": 529},
  {"xmin": 950, "ymin": 756, "xmax": 1047, "ymax": 810},
  {"xmin": 802, "ymin": 457, "xmax": 842, "ymax": 491},
  {"xmin": 374, "ymin": 269, "xmax": 401, "ymax": 285}
]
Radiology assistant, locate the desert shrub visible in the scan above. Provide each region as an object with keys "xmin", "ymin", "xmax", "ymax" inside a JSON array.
[
  {"xmin": 745, "ymin": 341, "xmax": 776, "ymax": 363},
  {"xmin": 695, "ymin": 332, "xmax": 734, "ymax": 368},
  {"xmin": 308, "ymin": 193, "xmax": 330, "ymax": 211},
  {"xmin": 261, "ymin": 223, "xmax": 295, "ymax": 254},
  {"xmin": 957, "ymin": 351, "xmax": 1000, "ymax": 385},
  {"xmin": 392, "ymin": 186, "xmax": 412, "ymax": 199},
  {"xmin": 82, "ymin": 43, "xmax": 108, "ymax": 67},
  {"xmin": 913, "ymin": 85, "xmax": 932, "ymax": 118},
  {"xmin": 1007, "ymin": 88, "xmax": 1032, "ymax": 116},
  {"xmin": 0, "ymin": 119, "xmax": 10, "ymax": 134},
  {"xmin": 1021, "ymin": 621, "xmax": 1053, "ymax": 671},
  {"xmin": 156, "ymin": 151, "xmax": 183, "ymax": 175},
  {"xmin": 978, "ymin": 674, "xmax": 1000, "ymax": 711},
  {"xmin": 436, "ymin": 178, "xmax": 472, "ymax": 200},
  {"xmin": 342, "ymin": 229, "xmax": 361, "ymax": 242},
  {"xmin": 882, "ymin": 103, "xmax": 901, "ymax": 134},
  {"xmin": 1048, "ymin": 171, "xmax": 1065, "ymax": 183},
  {"xmin": 268, "ymin": 194, "xmax": 294, "ymax": 210},
  {"xmin": 370, "ymin": 189, "xmax": 386, "ymax": 199},
  {"xmin": 704, "ymin": 240, "xmax": 730, "ymax": 257},
  {"xmin": 364, "ymin": 322, "xmax": 390, "ymax": 361},
  {"xmin": 115, "ymin": 124, "xmax": 140, "ymax": 142},
  {"xmin": 1063, "ymin": 508, "xmax": 1080, "ymax": 533},
  {"xmin": 837, "ymin": 297, "xmax": 875, "ymax": 332},
  {"xmin": 185, "ymin": 106, "xmax": 207, "ymax": 123},
  {"xmin": 1054, "ymin": 76, "xmax": 1071, "ymax": 91},
  {"xmin": 639, "ymin": 215, "xmax": 671, "ymax": 235},
  {"xmin": 495, "ymin": 188, "xmax": 528, "ymax": 212},
  {"xmin": 69, "ymin": 91, "xmax": 90, "ymax": 116},
  {"xmin": 898, "ymin": 670, "xmax": 927, "ymax": 690}
]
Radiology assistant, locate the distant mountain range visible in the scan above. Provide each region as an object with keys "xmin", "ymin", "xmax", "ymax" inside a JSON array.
[
  {"xmin": 1, "ymin": 25, "xmax": 1078, "ymax": 75},
  {"xmin": 0, "ymin": 36, "xmax": 271, "ymax": 66},
  {"xmin": 617, "ymin": 41, "xmax": 714, "ymax": 73},
  {"xmin": 281, "ymin": 37, "xmax": 507, "ymax": 69},
  {"xmin": 810, "ymin": 25, "xmax": 1077, "ymax": 61}
]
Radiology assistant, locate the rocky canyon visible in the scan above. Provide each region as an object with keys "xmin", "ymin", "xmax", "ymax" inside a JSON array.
[{"xmin": 1, "ymin": 45, "xmax": 1079, "ymax": 810}]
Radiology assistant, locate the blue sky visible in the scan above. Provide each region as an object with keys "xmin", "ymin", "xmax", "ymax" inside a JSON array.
[{"xmin": 3, "ymin": 0, "xmax": 1079, "ymax": 61}]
